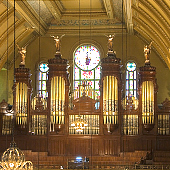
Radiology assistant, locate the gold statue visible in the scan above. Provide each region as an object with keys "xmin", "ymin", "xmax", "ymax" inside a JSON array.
[
  {"xmin": 107, "ymin": 34, "xmax": 115, "ymax": 51},
  {"xmin": 51, "ymin": 34, "xmax": 65, "ymax": 52},
  {"xmin": 17, "ymin": 44, "xmax": 26, "ymax": 65},
  {"xmin": 144, "ymin": 42, "xmax": 152, "ymax": 64}
]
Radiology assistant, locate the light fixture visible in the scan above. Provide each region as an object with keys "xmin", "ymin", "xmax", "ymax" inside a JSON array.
[
  {"xmin": 0, "ymin": 141, "xmax": 33, "ymax": 170},
  {"xmin": 0, "ymin": 1, "xmax": 33, "ymax": 169},
  {"xmin": 71, "ymin": 115, "xmax": 88, "ymax": 132}
]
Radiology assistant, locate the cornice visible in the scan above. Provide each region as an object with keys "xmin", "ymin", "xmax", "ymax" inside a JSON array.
[
  {"xmin": 103, "ymin": 0, "xmax": 114, "ymax": 19},
  {"xmin": 50, "ymin": 19, "xmax": 122, "ymax": 28}
]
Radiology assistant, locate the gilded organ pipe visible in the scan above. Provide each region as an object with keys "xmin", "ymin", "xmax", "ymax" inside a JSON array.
[
  {"xmin": 51, "ymin": 76, "xmax": 65, "ymax": 129},
  {"xmin": 142, "ymin": 81, "xmax": 154, "ymax": 124},
  {"xmin": 103, "ymin": 76, "xmax": 118, "ymax": 125},
  {"xmin": 16, "ymin": 82, "xmax": 28, "ymax": 126}
]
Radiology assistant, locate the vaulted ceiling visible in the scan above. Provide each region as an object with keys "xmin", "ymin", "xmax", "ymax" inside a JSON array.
[{"xmin": 0, "ymin": 0, "xmax": 170, "ymax": 70}]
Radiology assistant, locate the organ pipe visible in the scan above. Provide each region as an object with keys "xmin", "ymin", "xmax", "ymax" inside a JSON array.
[
  {"xmin": 142, "ymin": 81, "xmax": 154, "ymax": 124},
  {"xmin": 51, "ymin": 76, "xmax": 65, "ymax": 128},
  {"xmin": 16, "ymin": 82, "xmax": 28, "ymax": 126},
  {"xmin": 103, "ymin": 76, "xmax": 118, "ymax": 124}
]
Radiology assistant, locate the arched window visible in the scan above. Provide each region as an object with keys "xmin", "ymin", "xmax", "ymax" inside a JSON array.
[
  {"xmin": 126, "ymin": 61, "xmax": 137, "ymax": 98},
  {"xmin": 38, "ymin": 62, "xmax": 49, "ymax": 99},
  {"xmin": 73, "ymin": 44, "xmax": 101, "ymax": 100}
]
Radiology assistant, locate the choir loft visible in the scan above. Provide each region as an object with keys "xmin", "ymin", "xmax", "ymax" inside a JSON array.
[{"xmin": 0, "ymin": 0, "xmax": 170, "ymax": 169}]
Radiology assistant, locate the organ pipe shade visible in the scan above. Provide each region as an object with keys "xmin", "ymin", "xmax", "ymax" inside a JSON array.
[
  {"xmin": 16, "ymin": 82, "xmax": 28, "ymax": 126},
  {"xmin": 51, "ymin": 76, "xmax": 65, "ymax": 124},
  {"xmin": 103, "ymin": 76, "xmax": 118, "ymax": 124},
  {"xmin": 142, "ymin": 81, "xmax": 154, "ymax": 124}
]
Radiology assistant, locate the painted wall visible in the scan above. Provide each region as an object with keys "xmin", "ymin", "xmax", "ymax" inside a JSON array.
[{"xmin": 0, "ymin": 34, "xmax": 169, "ymax": 105}]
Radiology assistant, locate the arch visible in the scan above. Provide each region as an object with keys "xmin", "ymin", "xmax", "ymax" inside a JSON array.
[{"xmin": 73, "ymin": 44, "xmax": 101, "ymax": 101}]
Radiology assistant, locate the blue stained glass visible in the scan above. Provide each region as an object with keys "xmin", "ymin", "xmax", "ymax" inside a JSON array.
[
  {"xmin": 38, "ymin": 62, "xmax": 48, "ymax": 99},
  {"xmin": 39, "ymin": 63, "xmax": 49, "ymax": 72},
  {"xmin": 126, "ymin": 61, "xmax": 137, "ymax": 99},
  {"xmin": 127, "ymin": 62, "xmax": 136, "ymax": 71}
]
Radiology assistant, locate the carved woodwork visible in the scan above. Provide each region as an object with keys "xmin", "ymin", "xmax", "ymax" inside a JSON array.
[
  {"xmin": 101, "ymin": 51, "xmax": 122, "ymax": 133},
  {"xmin": 138, "ymin": 63, "xmax": 157, "ymax": 132},
  {"xmin": 1, "ymin": 47, "xmax": 170, "ymax": 168},
  {"xmin": 13, "ymin": 65, "xmax": 32, "ymax": 135}
]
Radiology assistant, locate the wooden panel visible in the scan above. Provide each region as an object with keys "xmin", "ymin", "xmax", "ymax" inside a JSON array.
[
  {"xmin": 157, "ymin": 139, "xmax": 170, "ymax": 151},
  {"xmin": 104, "ymin": 139, "xmax": 119, "ymax": 155},
  {"xmin": 67, "ymin": 139, "xmax": 75, "ymax": 155},
  {"xmin": 49, "ymin": 139, "xmax": 65, "ymax": 155},
  {"xmin": 92, "ymin": 140, "xmax": 99, "ymax": 155}
]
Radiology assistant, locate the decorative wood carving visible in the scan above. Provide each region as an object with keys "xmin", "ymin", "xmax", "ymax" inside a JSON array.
[
  {"xmin": 0, "ymin": 99, "xmax": 8, "ymax": 114},
  {"xmin": 161, "ymin": 98, "xmax": 170, "ymax": 112},
  {"xmin": 101, "ymin": 51, "xmax": 122, "ymax": 133}
]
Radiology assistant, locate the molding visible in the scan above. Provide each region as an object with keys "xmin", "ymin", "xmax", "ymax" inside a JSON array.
[
  {"xmin": 43, "ymin": 0, "xmax": 61, "ymax": 20},
  {"xmin": 123, "ymin": 0, "xmax": 134, "ymax": 34},
  {"xmin": 103, "ymin": 0, "xmax": 114, "ymax": 19}
]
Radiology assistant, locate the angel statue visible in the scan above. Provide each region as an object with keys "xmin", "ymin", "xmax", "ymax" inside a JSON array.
[
  {"xmin": 144, "ymin": 42, "xmax": 152, "ymax": 64},
  {"xmin": 51, "ymin": 35, "xmax": 65, "ymax": 52},
  {"xmin": 16, "ymin": 44, "xmax": 26, "ymax": 65},
  {"xmin": 107, "ymin": 34, "xmax": 115, "ymax": 51}
]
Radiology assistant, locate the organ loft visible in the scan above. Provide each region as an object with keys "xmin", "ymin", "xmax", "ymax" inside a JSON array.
[{"xmin": 0, "ymin": 33, "xmax": 170, "ymax": 169}]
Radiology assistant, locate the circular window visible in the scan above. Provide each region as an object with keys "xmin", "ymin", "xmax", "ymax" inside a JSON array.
[
  {"xmin": 74, "ymin": 45, "xmax": 100, "ymax": 71},
  {"xmin": 127, "ymin": 62, "xmax": 136, "ymax": 71},
  {"xmin": 39, "ymin": 63, "xmax": 49, "ymax": 72}
]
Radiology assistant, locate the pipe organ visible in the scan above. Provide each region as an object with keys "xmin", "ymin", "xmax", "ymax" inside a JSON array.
[{"xmin": 1, "ymin": 42, "xmax": 170, "ymax": 168}]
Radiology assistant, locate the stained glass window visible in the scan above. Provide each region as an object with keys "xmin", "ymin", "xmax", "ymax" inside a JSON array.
[
  {"xmin": 126, "ymin": 61, "xmax": 137, "ymax": 98},
  {"xmin": 38, "ymin": 63, "xmax": 49, "ymax": 99},
  {"xmin": 74, "ymin": 45, "xmax": 101, "ymax": 102}
]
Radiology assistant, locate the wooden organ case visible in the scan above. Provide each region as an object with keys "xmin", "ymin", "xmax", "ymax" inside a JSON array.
[{"xmin": 1, "ymin": 44, "xmax": 170, "ymax": 168}]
